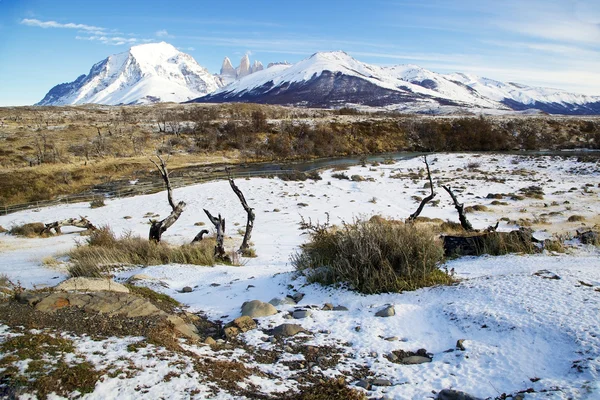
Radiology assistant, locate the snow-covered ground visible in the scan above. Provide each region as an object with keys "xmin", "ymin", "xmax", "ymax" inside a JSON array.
[{"xmin": 0, "ymin": 153, "xmax": 599, "ymax": 399}]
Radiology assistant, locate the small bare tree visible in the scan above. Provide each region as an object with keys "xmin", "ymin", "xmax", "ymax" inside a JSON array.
[
  {"xmin": 149, "ymin": 155, "xmax": 186, "ymax": 242},
  {"xmin": 204, "ymin": 209, "xmax": 227, "ymax": 260},
  {"xmin": 442, "ymin": 185, "xmax": 474, "ymax": 232},
  {"xmin": 227, "ymin": 171, "xmax": 255, "ymax": 254},
  {"xmin": 407, "ymin": 155, "xmax": 436, "ymax": 222}
]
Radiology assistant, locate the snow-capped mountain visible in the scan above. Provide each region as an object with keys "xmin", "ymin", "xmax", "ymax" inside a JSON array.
[
  {"xmin": 194, "ymin": 51, "xmax": 600, "ymax": 115},
  {"xmin": 217, "ymin": 55, "xmax": 264, "ymax": 86},
  {"xmin": 37, "ymin": 42, "xmax": 222, "ymax": 105}
]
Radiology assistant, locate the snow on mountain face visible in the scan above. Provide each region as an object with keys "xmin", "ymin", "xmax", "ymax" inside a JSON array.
[
  {"xmin": 37, "ymin": 42, "xmax": 222, "ymax": 106},
  {"xmin": 194, "ymin": 51, "xmax": 600, "ymax": 114},
  {"xmin": 216, "ymin": 55, "xmax": 266, "ymax": 85}
]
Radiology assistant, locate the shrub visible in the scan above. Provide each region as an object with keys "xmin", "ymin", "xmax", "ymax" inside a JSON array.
[
  {"xmin": 292, "ymin": 218, "xmax": 448, "ymax": 294},
  {"xmin": 567, "ymin": 215, "xmax": 585, "ymax": 222},
  {"xmin": 331, "ymin": 172, "xmax": 349, "ymax": 180},
  {"xmin": 68, "ymin": 226, "xmax": 216, "ymax": 277},
  {"xmin": 89, "ymin": 198, "xmax": 106, "ymax": 208},
  {"xmin": 10, "ymin": 222, "xmax": 50, "ymax": 238}
]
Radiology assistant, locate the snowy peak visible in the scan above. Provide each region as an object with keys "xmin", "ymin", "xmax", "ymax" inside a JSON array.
[
  {"xmin": 37, "ymin": 42, "xmax": 222, "ymax": 106},
  {"xmin": 216, "ymin": 54, "xmax": 267, "ymax": 85},
  {"xmin": 195, "ymin": 50, "xmax": 600, "ymax": 115},
  {"xmin": 220, "ymin": 57, "xmax": 236, "ymax": 77}
]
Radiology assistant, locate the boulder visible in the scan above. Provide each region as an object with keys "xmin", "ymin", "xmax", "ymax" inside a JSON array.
[
  {"xmin": 241, "ymin": 300, "xmax": 277, "ymax": 318},
  {"xmin": 55, "ymin": 277, "xmax": 129, "ymax": 293},
  {"xmin": 271, "ymin": 323, "xmax": 306, "ymax": 337},
  {"xmin": 375, "ymin": 305, "xmax": 395, "ymax": 317},
  {"xmin": 292, "ymin": 309, "xmax": 312, "ymax": 319},
  {"xmin": 269, "ymin": 297, "xmax": 296, "ymax": 306},
  {"xmin": 437, "ymin": 389, "xmax": 482, "ymax": 400},
  {"xmin": 401, "ymin": 355, "xmax": 432, "ymax": 365}
]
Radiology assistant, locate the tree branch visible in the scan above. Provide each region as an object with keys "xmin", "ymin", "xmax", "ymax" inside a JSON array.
[
  {"xmin": 407, "ymin": 155, "xmax": 436, "ymax": 222},
  {"xmin": 442, "ymin": 185, "xmax": 474, "ymax": 232}
]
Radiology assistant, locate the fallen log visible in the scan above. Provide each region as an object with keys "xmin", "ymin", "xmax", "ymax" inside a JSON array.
[{"xmin": 43, "ymin": 217, "xmax": 97, "ymax": 235}]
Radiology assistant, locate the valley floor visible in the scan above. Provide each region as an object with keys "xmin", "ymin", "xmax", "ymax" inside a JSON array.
[{"xmin": 0, "ymin": 153, "xmax": 599, "ymax": 399}]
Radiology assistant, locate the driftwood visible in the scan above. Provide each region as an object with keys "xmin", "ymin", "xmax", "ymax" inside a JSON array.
[
  {"xmin": 42, "ymin": 217, "xmax": 96, "ymax": 235},
  {"xmin": 191, "ymin": 229, "xmax": 209, "ymax": 243},
  {"xmin": 204, "ymin": 209, "xmax": 227, "ymax": 260},
  {"xmin": 228, "ymin": 172, "xmax": 255, "ymax": 253},
  {"xmin": 408, "ymin": 155, "xmax": 436, "ymax": 222},
  {"xmin": 149, "ymin": 155, "xmax": 186, "ymax": 242},
  {"xmin": 443, "ymin": 229, "xmax": 538, "ymax": 257},
  {"xmin": 442, "ymin": 185, "xmax": 474, "ymax": 232}
]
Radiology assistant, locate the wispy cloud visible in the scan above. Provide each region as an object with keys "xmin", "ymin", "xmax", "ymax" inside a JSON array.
[
  {"xmin": 155, "ymin": 29, "xmax": 174, "ymax": 38},
  {"xmin": 21, "ymin": 18, "xmax": 105, "ymax": 32},
  {"xmin": 75, "ymin": 35, "xmax": 144, "ymax": 46}
]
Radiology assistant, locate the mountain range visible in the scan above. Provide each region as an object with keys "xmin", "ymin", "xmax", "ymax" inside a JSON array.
[{"xmin": 37, "ymin": 42, "xmax": 600, "ymax": 115}]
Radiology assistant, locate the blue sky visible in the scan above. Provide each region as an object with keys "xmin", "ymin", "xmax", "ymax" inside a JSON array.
[{"xmin": 0, "ymin": 0, "xmax": 599, "ymax": 106}]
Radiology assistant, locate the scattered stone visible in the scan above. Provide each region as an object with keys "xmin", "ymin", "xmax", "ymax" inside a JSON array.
[
  {"xmin": 55, "ymin": 277, "xmax": 129, "ymax": 293},
  {"xmin": 269, "ymin": 297, "xmax": 296, "ymax": 306},
  {"xmin": 355, "ymin": 326, "xmax": 361, "ymax": 332},
  {"xmin": 437, "ymin": 389, "xmax": 483, "ymax": 400},
  {"xmin": 322, "ymin": 303, "xmax": 334, "ymax": 311},
  {"xmin": 230, "ymin": 316, "xmax": 257, "ymax": 332},
  {"xmin": 292, "ymin": 309, "xmax": 312, "ymax": 319},
  {"xmin": 271, "ymin": 323, "xmax": 306, "ymax": 337},
  {"xmin": 375, "ymin": 305, "xmax": 395, "ymax": 317},
  {"xmin": 387, "ymin": 352, "xmax": 399, "ymax": 362},
  {"xmin": 204, "ymin": 337, "xmax": 217, "ymax": 346},
  {"xmin": 209, "ymin": 283, "xmax": 221, "ymax": 287},
  {"xmin": 333, "ymin": 305, "xmax": 349, "ymax": 311},
  {"xmin": 283, "ymin": 314, "xmax": 293, "ymax": 320},
  {"xmin": 372, "ymin": 378, "xmax": 392, "ymax": 387},
  {"xmin": 456, "ymin": 339, "xmax": 466, "ymax": 351},
  {"xmin": 355, "ymin": 379, "xmax": 371, "ymax": 390},
  {"xmin": 241, "ymin": 300, "xmax": 278, "ymax": 318},
  {"xmin": 533, "ymin": 270, "xmax": 561, "ymax": 280},
  {"xmin": 401, "ymin": 355, "xmax": 432, "ymax": 365},
  {"xmin": 385, "ymin": 336, "xmax": 398, "ymax": 341},
  {"xmin": 576, "ymin": 230, "xmax": 599, "ymax": 245},
  {"xmin": 126, "ymin": 273, "xmax": 155, "ymax": 283},
  {"xmin": 291, "ymin": 293, "xmax": 305, "ymax": 303},
  {"xmin": 182, "ymin": 286, "xmax": 193, "ymax": 293}
]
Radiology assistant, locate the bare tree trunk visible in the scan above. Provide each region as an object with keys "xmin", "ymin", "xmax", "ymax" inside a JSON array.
[
  {"xmin": 191, "ymin": 229, "xmax": 209, "ymax": 243},
  {"xmin": 204, "ymin": 209, "xmax": 227, "ymax": 260},
  {"xmin": 442, "ymin": 185, "xmax": 474, "ymax": 232},
  {"xmin": 228, "ymin": 173, "xmax": 255, "ymax": 253},
  {"xmin": 42, "ymin": 217, "xmax": 96, "ymax": 235},
  {"xmin": 407, "ymin": 155, "xmax": 436, "ymax": 222},
  {"xmin": 149, "ymin": 155, "xmax": 186, "ymax": 242}
]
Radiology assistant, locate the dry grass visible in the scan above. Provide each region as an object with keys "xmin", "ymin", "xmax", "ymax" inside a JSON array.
[
  {"xmin": 567, "ymin": 215, "xmax": 586, "ymax": 222},
  {"xmin": 292, "ymin": 217, "xmax": 449, "ymax": 294},
  {"xmin": 68, "ymin": 226, "xmax": 216, "ymax": 277},
  {"xmin": 9, "ymin": 222, "xmax": 51, "ymax": 238}
]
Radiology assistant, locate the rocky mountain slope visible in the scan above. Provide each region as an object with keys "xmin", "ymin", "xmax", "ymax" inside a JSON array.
[{"xmin": 37, "ymin": 42, "xmax": 222, "ymax": 105}]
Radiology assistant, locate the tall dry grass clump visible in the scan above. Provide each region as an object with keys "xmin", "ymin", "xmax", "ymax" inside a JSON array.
[
  {"xmin": 292, "ymin": 218, "xmax": 448, "ymax": 294},
  {"xmin": 68, "ymin": 226, "xmax": 216, "ymax": 277}
]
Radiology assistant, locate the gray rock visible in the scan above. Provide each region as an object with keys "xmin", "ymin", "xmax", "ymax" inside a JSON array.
[
  {"xmin": 182, "ymin": 286, "xmax": 193, "ymax": 293},
  {"xmin": 241, "ymin": 300, "xmax": 278, "ymax": 318},
  {"xmin": 126, "ymin": 274, "xmax": 155, "ymax": 283},
  {"xmin": 291, "ymin": 292, "xmax": 305, "ymax": 303},
  {"xmin": 55, "ymin": 277, "xmax": 129, "ymax": 293},
  {"xmin": 401, "ymin": 355, "xmax": 432, "ymax": 365},
  {"xmin": 437, "ymin": 389, "xmax": 483, "ymax": 400},
  {"xmin": 375, "ymin": 305, "xmax": 395, "ymax": 317},
  {"xmin": 355, "ymin": 379, "xmax": 371, "ymax": 390},
  {"xmin": 333, "ymin": 305, "xmax": 349, "ymax": 311},
  {"xmin": 385, "ymin": 336, "xmax": 398, "ymax": 341},
  {"xmin": 387, "ymin": 352, "xmax": 399, "ymax": 362},
  {"xmin": 271, "ymin": 323, "xmax": 306, "ymax": 337},
  {"xmin": 372, "ymin": 378, "xmax": 392, "ymax": 387},
  {"xmin": 269, "ymin": 297, "xmax": 296, "ymax": 306},
  {"xmin": 322, "ymin": 303, "xmax": 334, "ymax": 311},
  {"xmin": 204, "ymin": 337, "xmax": 217, "ymax": 346},
  {"xmin": 292, "ymin": 309, "xmax": 312, "ymax": 319}
]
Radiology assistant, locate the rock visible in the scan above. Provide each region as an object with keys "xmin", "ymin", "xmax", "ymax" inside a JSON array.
[
  {"xmin": 533, "ymin": 270, "xmax": 560, "ymax": 280},
  {"xmin": 223, "ymin": 326, "xmax": 240, "ymax": 339},
  {"xmin": 333, "ymin": 305, "xmax": 349, "ymax": 311},
  {"xmin": 372, "ymin": 378, "xmax": 392, "ymax": 386},
  {"xmin": 355, "ymin": 379, "xmax": 371, "ymax": 390},
  {"xmin": 456, "ymin": 339, "xmax": 466, "ymax": 351},
  {"xmin": 401, "ymin": 355, "xmax": 432, "ymax": 365},
  {"xmin": 269, "ymin": 297, "xmax": 296, "ymax": 306},
  {"xmin": 55, "ymin": 277, "xmax": 129, "ymax": 293},
  {"xmin": 576, "ymin": 230, "xmax": 599, "ymax": 245},
  {"xmin": 271, "ymin": 323, "xmax": 306, "ymax": 337},
  {"xmin": 375, "ymin": 305, "xmax": 395, "ymax": 317},
  {"xmin": 165, "ymin": 315, "xmax": 199, "ymax": 340},
  {"xmin": 204, "ymin": 337, "xmax": 217, "ymax": 346},
  {"xmin": 387, "ymin": 352, "xmax": 399, "ymax": 362},
  {"xmin": 241, "ymin": 300, "xmax": 278, "ymax": 318},
  {"xmin": 182, "ymin": 286, "xmax": 193, "ymax": 293},
  {"xmin": 385, "ymin": 336, "xmax": 398, "ymax": 341},
  {"xmin": 126, "ymin": 274, "xmax": 155, "ymax": 283},
  {"xmin": 291, "ymin": 293, "xmax": 305, "ymax": 303},
  {"xmin": 322, "ymin": 303, "xmax": 334, "ymax": 311},
  {"xmin": 16, "ymin": 291, "xmax": 48, "ymax": 306},
  {"xmin": 437, "ymin": 389, "xmax": 483, "ymax": 400},
  {"xmin": 292, "ymin": 309, "xmax": 312, "ymax": 319},
  {"xmin": 230, "ymin": 316, "xmax": 257, "ymax": 332}
]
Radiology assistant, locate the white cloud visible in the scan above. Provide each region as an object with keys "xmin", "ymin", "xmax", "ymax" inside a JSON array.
[
  {"xmin": 21, "ymin": 18, "xmax": 104, "ymax": 32},
  {"xmin": 155, "ymin": 29, "xmax": 173, "ymax": 38},
  {"xmin": 76, "ymin": 35, "xmax": 139, "ymax": 46}
]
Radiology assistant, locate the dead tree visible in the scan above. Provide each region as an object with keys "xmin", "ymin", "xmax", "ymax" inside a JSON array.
[
  {"xmin": 228, "ymin": 171, "xmax": 255, "ymax": 254},
  {"xmin": 149, "ymin": 155, "xmax": 186, "ymax": 242},
  {"xmin": 204, "ymin": 209, "xmax": 227, "ymax": 260},
  {"xmin": 442, "ymin": 185, "xmax": 474, "ymax": 232},
  {"xmin": 407, "ymin": 155, "xmax": 436, "ymax": 222},
  {"xmin": 191, "ymin": 229, "xmax": 209, "ymax": 243},
  {"xmin": 42, "ymin": 217, "xmax": 96, "ymax": 235}
]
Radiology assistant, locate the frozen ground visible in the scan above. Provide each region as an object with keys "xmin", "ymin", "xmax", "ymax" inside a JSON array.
[{"xmin": 0, "ymin": 153, "xmax": 599, "ymax": 399}]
